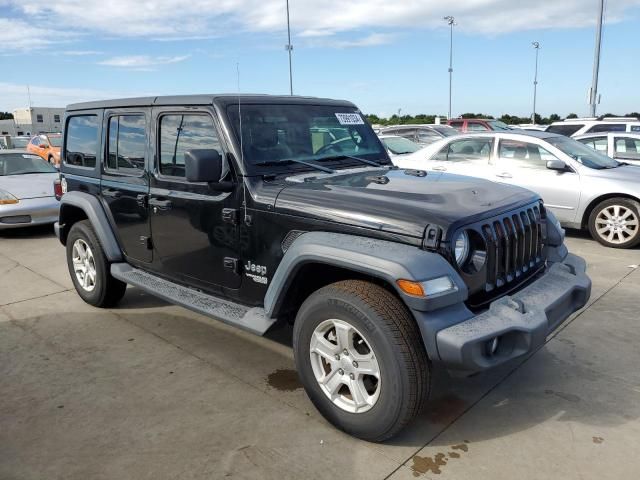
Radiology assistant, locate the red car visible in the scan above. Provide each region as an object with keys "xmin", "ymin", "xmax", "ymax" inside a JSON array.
[{"xmin": 447, "ymin": 118, "xmax": 512, "ymax": 132}]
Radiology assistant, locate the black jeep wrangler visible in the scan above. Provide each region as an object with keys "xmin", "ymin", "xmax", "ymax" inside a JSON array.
[{"xmin": 55, "ymin": 95, "xmax": 591, "ymax": 441}]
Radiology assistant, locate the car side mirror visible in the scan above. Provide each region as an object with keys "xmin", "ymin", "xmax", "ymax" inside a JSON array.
[
  {"xmin": 185, "ymin": 149, "xmax": 223, "ymax": 183},
  {"xmin": 546, "ymin": 159, "xmax": 568, "ymax": 171},
  {"xmin": 39, "ymin": 144, "xmax": 47, "ymax": 149}
]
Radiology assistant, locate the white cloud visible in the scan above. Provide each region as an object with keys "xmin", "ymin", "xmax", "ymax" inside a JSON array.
[
  {"xmin": 0, "ymin": 82, "xmax": 145, "ymax": 110},
  {"xmin": 0, "ymin": 17, "xmax": 76, "ymax": 53},
  {"xmin": 58, "ymin": 50, "xmax": 103, "ymax": 56},
  {"xmin": 307, "ymin": 33, "xmax": 396, "ymax": 49},
  {"xmin": 4, "ymin": 0, "xmax": 640, "ymax": 45},
  {"xmin": 97, "ymin": 55, "xmax": 190, "ymax": 70}
]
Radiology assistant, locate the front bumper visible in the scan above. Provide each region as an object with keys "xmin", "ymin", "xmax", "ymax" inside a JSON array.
[
  {"xmin": 0, "ymin": 197, "xmax": 60, "ymax": 229},
  {"xmin": 430, "ymin": 253, "xmax": 591, "ymax": 372}
]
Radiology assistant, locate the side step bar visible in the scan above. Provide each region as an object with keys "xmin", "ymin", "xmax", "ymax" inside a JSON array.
[{"xmin": 111, "ymin": 263, "xmax": 276, "ymax": 336}]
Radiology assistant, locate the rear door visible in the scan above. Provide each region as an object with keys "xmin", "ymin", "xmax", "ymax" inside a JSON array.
[
  {"xmin": 494, "ymin": 138, "xmax": 581, "ymax": 223},
  {"xmin": 148, "ymin": 107, "xmax": 242, "ymax": 291},
  {"xmin": 428, "ymin": 137, "xmax": 493, "ymax": 178},
  {"xmin": 101, "ymin": 110, "xmax": 152, "ymax": 263}
]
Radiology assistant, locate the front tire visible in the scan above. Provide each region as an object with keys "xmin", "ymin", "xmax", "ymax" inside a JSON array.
[
  {"xmin": 293, "ymin": 280, "xmax": 430, "ymax": 441},
  {"xmin": 66, "ymin": 220, "xmax": 127, "ymax": 307},
  {"xmin": 588, "ymin": 198, "xmax": 640, "ymax": 249}
]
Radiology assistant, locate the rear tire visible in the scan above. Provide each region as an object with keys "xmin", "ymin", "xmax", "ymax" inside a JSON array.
[
  {"xmin": 293, "ymin": 280, "xmax": 430, "ymax": 442},
  {"xmin": 588, "ymin": 197, "xmax": 640, "ymax": 249},
  {"xmin": 66, "ymin": 220, "xmax": 127, "ymax": 307}
]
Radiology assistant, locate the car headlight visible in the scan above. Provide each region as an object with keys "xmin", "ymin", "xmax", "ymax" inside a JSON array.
[
  {"xmin": 0, "ymin": 189, "xmax": 19, "ymax": 205},
  {"xmin": 454, "ymin": 231, "xmax": 470, "ymax": 266}
]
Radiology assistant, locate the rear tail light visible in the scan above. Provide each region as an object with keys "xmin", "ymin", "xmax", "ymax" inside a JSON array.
[{"xmin": 54, "ymin": 178, "xmax": 64, "ymax": 200}]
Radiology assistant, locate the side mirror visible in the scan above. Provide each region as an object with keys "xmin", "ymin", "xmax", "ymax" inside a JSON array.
[
  {"xmin": 546, "ymin": 159, "xmax": 568, "ymax": 171},
  {"xmin": 185, "ymin": 149, "xmax": 223, "ymax": 183},
  {"xmin": 39, "ymin": 144, "xmax": 48, "ymax": 149}
]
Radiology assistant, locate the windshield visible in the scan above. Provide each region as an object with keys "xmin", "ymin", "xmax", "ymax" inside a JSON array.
[
  {"xmin": 488, "ymin": 120, "xmax": 511, "ymax": 131},
  {"xmin": 48, "ymin": 136, "xmax": 62, "ymax": 147},
  {"xmin": 226, "ymin": 104, "xmax": 390, "ymax": 174},
  {"xmin": 381, "ymin": 136, "xmax": 421, "ymax": 155},
  {"xmin": 546, "ymin": 136, "xmax": 620, "ymax": 169},
  {"xmin": 11, "ymin": 137, "xmax": 29, "ymax": 148},
  {"xmin": 431, "ymin": 125, "xmax": 457, "ymax": 137},
  {"xmin": 0, "ymin": 153, "xmax": 58, "ymax": 175}
]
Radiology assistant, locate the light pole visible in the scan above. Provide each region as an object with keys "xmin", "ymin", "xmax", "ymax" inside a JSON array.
[
  {"xmin": 531, "ymin": 41, "xmax": 540, "ymax": 124},
  {"xmin": 443, "ymin": 16, "xmax": 456, "ymax": 120},
  {"xmin": 285, "ymin": 0, "xmax": 294, "ymax": 96},
  {"xmin": 589, "ymin": 0, "xmax": 605, "ymax": 117}
]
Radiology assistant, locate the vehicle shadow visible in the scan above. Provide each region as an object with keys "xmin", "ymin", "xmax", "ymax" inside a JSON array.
[{"xmin": 0, "ymin": 224, "xmax": 56, "ymax": 239}]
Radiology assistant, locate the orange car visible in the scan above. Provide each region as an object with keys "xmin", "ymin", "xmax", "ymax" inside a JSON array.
[{"xmin": 27, "ymin": 133, "xmax": 62, "ymax": 165}]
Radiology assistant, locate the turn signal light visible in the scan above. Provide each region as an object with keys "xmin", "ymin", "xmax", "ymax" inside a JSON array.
[{"xmin": 396, "ymin": 280, "xmax": 425, "ymax": 297}]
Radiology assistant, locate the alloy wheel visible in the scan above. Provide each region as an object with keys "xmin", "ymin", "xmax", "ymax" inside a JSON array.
[
  {"xmin": 72, "ymin": 239, "xmax": 97, "ymax": 292},
  {"xmin": 594, "ymin": 204, "xmax": 639, "ymax": 245}
]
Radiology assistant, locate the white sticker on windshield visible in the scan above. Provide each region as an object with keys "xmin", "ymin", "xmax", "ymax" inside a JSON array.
[
  {"xmin": 335, "ymin": 113, "xmax": 364, "ymax": 125},
  {"xmin": 22, "ymin": 154, "xmax": 40, "ymax": 159}
]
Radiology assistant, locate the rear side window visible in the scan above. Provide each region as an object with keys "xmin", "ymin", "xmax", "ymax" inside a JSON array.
[
  {"xmin": 577, "ymin": 136, "xmax": 608, "ymax": 152},
  {"xmin": 449, "ymin": 121, "xmax": 464, "ymax": 131},
  {"xmin": 614, "ymin": 137, "xmax": 640, "ymax": 156},
  {"xmin": 107, "ymin": 115, "xmax": 146, "ymax": 173},
  {"xmin": 467, "ymin": 122, "xmax": 489, "ymax": 132},
  {"xmin": 546, "ymin": 124, "xmax": 584, "ymax": 136},
  {"xmin": 159, "ymin": 114, "xmax": 220, "ymax": 178},
  {"xmin": 587, "ymin": 124, "xmax": 625, "ymax": 133},
  {"xmin": 65, "ymin": 115, "xmax": 99, "ymax": 168}
]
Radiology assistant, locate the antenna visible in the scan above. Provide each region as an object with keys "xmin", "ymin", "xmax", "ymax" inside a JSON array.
[
  {"xmin": 27, "ymin": 85, "xmax": 32, "ymax": 109},
  {"xmin": 237, "ymin": 62, "xmax": 248, "ymax": 224}
]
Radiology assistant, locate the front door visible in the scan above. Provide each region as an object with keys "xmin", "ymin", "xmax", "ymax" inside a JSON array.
[
  {"xmin": 429, "ymin": 137, "xmax": 494, "ymax": 178},
  {"xmin": 148, "ymin": 108, "xmax": 242, "ymax": 291},
  {"xmin": 494, "ymin": 138, "xmax": 581, "ymax": 224},
  {"xmin": 101, "ymin": 110, "xmax": 152, "ymax": 263}
]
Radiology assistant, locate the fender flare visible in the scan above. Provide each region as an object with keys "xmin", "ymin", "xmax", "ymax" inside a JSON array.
[
  {"xmin": 57, "ymin": 191, "xmax": 123, "ymax": 262},
  {"xmin": 264, "ymin": 232, "xmax": 468, "ymax": 318}
]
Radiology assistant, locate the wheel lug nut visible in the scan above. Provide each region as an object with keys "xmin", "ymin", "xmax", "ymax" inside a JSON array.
[
  {"xmin": 335, "ymin": 354, "xmax": 340, "ymax": 360},
  {"xmin": 343, "ymin": 349, "xmax": 349, "ymax": 356},
  {"xmin": 352, "ymin": 361, "xmax": 359, "ymax": 368},
  {"xmin": 338, "ymin": 369, "xmax": 344, "ymax": 375},
  {"xmin": 349, "ymin": 373, "xmax": 355, "ymax": 380}
]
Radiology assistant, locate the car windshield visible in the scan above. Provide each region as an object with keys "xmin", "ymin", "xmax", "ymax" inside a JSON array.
[
  {"xmin": 431, "ymin": 125, "xmax": 457, "ymax": 136},
  {"xmin": 48, "ymin": 136, "xmax": 62, "ymax": 147},
  {"xmin": 381, "ymin": 136, "xmax": 422, "ymax": 155},
  {"xmin": 11, "ymin": 137, "xmax": 29, "ymax": 148},
  {"xmin": 488, "ymin": 120, "xmax": 511, "ymax": 131},
  {"xmin": 546, "ymin": 136, "xmax": 620, "ymax": 169},
  {"xmin": 0, "ymin": 153, "xmax": 58, "ymax": 175},
  {"xmin": 226, "ymin": 103, "xmax": 390, "ymax": 174}
]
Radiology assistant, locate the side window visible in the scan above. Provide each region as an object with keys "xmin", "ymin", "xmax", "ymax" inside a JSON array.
[
  {"xmin": 578, "ymin": 136, "xmax": 608, "ymax": 152},
  {"xmin": 396, "ymin": 129, "xmax": 416, "ymax": 141},
  {"xmin": 439, "ymin": 138, "xmax": 492, "ymax": 163},
  {"xmin": 416, "ymin": 129, "xmax": 439, "ymax": 142},
  {"xmin": 106, "ymin": 115, "xmax": 146, "ymax": 173},
  {"xmin": 467, "ymin": 122, "xmax": 489, "ymax": 132},
  {"xmin": 36, "ymin": 114, "xmax": 44, "ymax": 123},
  {"xmin": 31, "ymin": 137, "xmax": 40, "ymax": 146},
  {"xmin": 159, "ymin": 114, "xmax": 221, "ymax": 178},
  {"xmin": 614, "ymin": 138, "xmax": 640, "ymax": 156},
  {"xmin": 499, "ymin": 140, "xmax": 557, "ymax": 170},
  {"xmin": 546, "ymin": 124, "xmax": 584, "ymax": 136},
  {"xmin": 65, "ymin": 115, "xmax": 99, "ymax": 168},
  {"xmin": 54, "ymin": 114, "xmax": 61, "ymax": 123},
  {"xmin": 449, "ymin": 121, "xmax": 464, "ymax": 131},
  {"xmin": 587, "ymin": 124, "xmax": 625, "ymax": 133}
]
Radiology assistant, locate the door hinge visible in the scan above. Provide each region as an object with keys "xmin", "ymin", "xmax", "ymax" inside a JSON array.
[
  {"xmin": 139, "ymin": 236, "xmax": 153, "ymax": 249},
  {"xmin": 223, "ymin": 257, "xmax": 238, "ymax": 273},
  {"xmin": 222, "ymin": 208, "xmax": 239, "ymax": 225}
]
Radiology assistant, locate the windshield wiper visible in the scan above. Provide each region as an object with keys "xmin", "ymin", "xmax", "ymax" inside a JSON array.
[
  {"xmin": 316, "ymin": 154, "xmax": 383, "ymax": 167},
  {"xmin": 255, "ymin": 158, "xmax": 335, "ymax": 174}
]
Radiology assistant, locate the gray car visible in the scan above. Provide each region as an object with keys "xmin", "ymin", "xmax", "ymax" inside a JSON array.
[
  {"xmin": 395, "ymin": 131, "xmax": 640, "ymax": 249},
  {"xmin": 0, "ymin": 150, "xmax": 60, "ymax": 229}
]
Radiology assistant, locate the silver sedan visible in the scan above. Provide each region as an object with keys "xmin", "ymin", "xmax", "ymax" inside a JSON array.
[
  {"xmin": 394, "ymin": 131, "xmax": 640, "ymax": 249},
  {"xmin": 0, "ymin": 150, "xmax": 60, "ymax": 229}
]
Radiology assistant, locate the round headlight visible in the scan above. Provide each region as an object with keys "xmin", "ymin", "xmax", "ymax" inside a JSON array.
[{"xmin": 454, "ymin": 231, "xmax": 470, "ymax": 266}]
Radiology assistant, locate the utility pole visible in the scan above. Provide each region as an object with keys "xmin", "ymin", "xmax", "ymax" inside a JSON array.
[
  {"xmin": 531, "ymin": 42, "xmax": 540, "ymax": 124},
  {"xmin": 285, "ymin": 0, "xmax": 294, "ymax": 95},
  {"xmin": 443, "ymin": 16, "xmax": 456, "ymax": 120},
  {"xmin": 589, "ymin": 0, "xmax": 605, "ymax": 117}
]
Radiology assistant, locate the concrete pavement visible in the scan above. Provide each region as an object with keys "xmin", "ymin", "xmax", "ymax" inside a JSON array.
[{"xmin": 1, "ymin": 226, "xmax": 638, "ymax": 479}]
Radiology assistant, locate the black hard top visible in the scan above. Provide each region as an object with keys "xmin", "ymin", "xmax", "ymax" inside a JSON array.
[{"xmin": 66, "ymin": 94, "xmax": 357, "ymax": 111}]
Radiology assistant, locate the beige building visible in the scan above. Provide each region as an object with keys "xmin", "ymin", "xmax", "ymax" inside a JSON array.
[{"xmin": 12, "ymin": 107, "xmax": 65, "ymax": 134}]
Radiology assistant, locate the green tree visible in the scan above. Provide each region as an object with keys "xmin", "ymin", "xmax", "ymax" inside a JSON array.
[
  {"xmin": 566, "ymin": 113, "xmax": 578, "ymax": 119},
  {"xmin": 0, "ymin": 112, "xmax": 14, "ymax": 120}
]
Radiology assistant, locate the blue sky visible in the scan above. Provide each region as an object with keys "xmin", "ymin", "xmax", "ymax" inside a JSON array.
[{"xmin": 1, "ymin": 0, "xmax": 639, "ymax": 118}]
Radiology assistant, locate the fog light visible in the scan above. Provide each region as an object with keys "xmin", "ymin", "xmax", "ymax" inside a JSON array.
[{"xmin": 486, "ymin": 337, "xmax": 500, "ymax": 356}]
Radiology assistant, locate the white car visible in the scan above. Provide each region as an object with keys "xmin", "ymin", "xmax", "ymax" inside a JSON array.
[
  {"xmin": 574, "ymin": 132, "xmax": 640, "ymax": 166},
  {"xmin": 546, "ymin": 117, "xmax": 640, "ymax": 137},
  {"xmin": 394, "ymin": 131, "xmax": 640, "ymax": 248}
]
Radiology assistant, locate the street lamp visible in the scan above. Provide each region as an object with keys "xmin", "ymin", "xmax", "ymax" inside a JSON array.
[
  {"xmin": 589, "ymin": 0, "xmax": 605, "ymax": 117},
  {"xmin": 531, "ymin": 41, "xmax": 540, "ymax": 124},
  {"xmin": 285, "ymin": 0, "xmax": 294, "ymax": 96},
  {"xmin": 443, "ymin": 16, "xmax": 456, "ymax": 120}
]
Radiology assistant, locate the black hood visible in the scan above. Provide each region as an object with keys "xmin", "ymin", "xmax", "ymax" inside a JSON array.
[{"xmin": 275, "ymin": 168, "xmax": 540, "ymax": 240}]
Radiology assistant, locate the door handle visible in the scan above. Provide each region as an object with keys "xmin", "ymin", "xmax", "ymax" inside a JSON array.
[
  {"xmin": 136, "ymin": 194, "xmax": 148, "ymax": 208},
  {"xmin": 149, "ymin": 198, "xmax": 173, "ymax": 211},
  {"xmin": 496, "ymin": 172, "xmax": 512, "ymax": 178},
  {"xmin": 103, "ymin": 189, "xmax": 122, "ymax": 199},
  {"xmin": 432, "ymin": 165, "xmax": 447, "ymax": 171}
]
